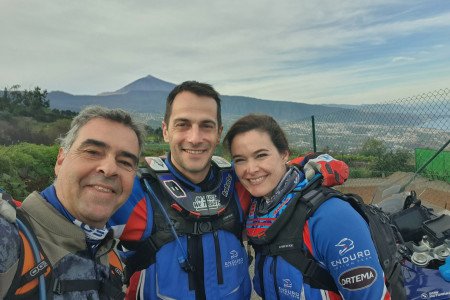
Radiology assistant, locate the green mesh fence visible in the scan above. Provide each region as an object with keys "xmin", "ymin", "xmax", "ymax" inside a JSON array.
[
  {"xmin": 415, "ymin": 148, "xmax": 450, "ymax": 183},
  {"xmin": 281, "ymin": 88, "xmax": 450, "ymax": 205}
]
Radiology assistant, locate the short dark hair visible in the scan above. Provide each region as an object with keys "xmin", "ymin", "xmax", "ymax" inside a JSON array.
[
  {"xmin": 164, "ymin": 81, "xmax": 222, "ymax": 127},
  {"xmin": 223, "ymin": 114, "xmax": 290, "ymax": 155}
]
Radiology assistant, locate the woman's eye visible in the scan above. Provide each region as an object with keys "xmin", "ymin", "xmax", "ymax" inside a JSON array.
[{"xmin": 256, "ymin": 153, "xmax": 268, "ymax": 159}]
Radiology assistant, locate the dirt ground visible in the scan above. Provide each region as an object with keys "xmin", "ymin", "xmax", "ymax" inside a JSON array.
[{"xmin": 336, "ymin": 172, "xmax": 449, "ymax": 211}]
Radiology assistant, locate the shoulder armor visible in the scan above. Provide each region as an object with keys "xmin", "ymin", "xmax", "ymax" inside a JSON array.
[
  {"xmin": 211, "ymin": 156, "xmax": 231, "ymax": 169},
  {"xmin": 144, "ymin": 156, "xmax": 168, "ymax": 172}
]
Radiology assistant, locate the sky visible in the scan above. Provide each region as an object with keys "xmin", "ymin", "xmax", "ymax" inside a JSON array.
[{"xmin": 1, "ymin": 0, "xmax": 450, "ymax": 104}]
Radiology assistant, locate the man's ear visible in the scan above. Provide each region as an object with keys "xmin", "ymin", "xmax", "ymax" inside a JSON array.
[
  {"xmin": 162, "ymin": 121, "xmax": 170, "ymax": 143},
  {"xmin": 282, "ymin": 150, "xmax": 290, "ymax": 163},
  {"xmin": 217, "ymin": 125, "xmax": 223, "ymax": 144},
  {"xmin": 54, "ymin": 148, "xmax": 66, "ymax": 176}
]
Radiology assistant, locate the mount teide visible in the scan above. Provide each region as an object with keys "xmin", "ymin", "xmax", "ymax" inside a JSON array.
[{"xmin": 47, "ymin": 75, "xmax": 344, "ymax": 121}]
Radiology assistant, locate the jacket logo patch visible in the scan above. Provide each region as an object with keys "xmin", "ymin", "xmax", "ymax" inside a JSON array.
[
  {"xmin": 225, "ymin": 249, "xmax": 244, "ymax": 268},
  {"xmin": 163, "ymin": 180, "xmax": 187, "ymax": 198},
  {"xmin": 29, "ymin": 260, "xmax": 48, "ymax": 277},
  {"xmin": 338, "ymin": 266, "xmax": 377, "ymax": 290},
  {"xmin": 283, "ymin": 279, "xmax": 292, "ymax": 288},
  {"xmin": 331, "ymin": 249, "xmax": 372, "ymax": 268},
  {"xmin": 193, "ymin": 195, "xmax": 221, "ymax": 211},
  {"xmin": 222, "ymin": 174, "xmax": 232, "ymax": 197},
  {"xmin": 335, "ymin": 237, "xmax": 354, "ymax": 255}
]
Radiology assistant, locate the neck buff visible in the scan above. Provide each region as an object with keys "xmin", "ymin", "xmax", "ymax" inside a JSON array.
[
  {"xmin": 257, "ymin": 166, "xmax": 303, "ymax": 215},
  {"xmin": 41, "ymin": 185, "xmax": 110, "ymax": 253}
]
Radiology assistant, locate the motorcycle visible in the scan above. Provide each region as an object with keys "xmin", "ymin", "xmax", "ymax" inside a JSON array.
[{"xmin": 371, "ymin": 139, "xmax": 450, "ymax": 300}]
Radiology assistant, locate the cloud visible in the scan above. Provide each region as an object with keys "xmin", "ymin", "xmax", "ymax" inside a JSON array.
[
  {"xmin": 0, "ymin": 0, "xmax": 449, "ymax": 104},
  {"xmin": 392, "ymin": 56, "xmax": 415, "ymax": 62}
]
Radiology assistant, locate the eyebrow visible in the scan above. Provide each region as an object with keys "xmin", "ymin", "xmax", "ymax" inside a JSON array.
[
  {"xmin": 173, "ymin": 118, "xmax": 217, "ymax": 126},
  {"xmin": 232, "ymin": 149, "xmax": 268, "ymax": 160},
  {"xmin": 79, "ymin": 139, "xmax": 139, "ymax": 165}
]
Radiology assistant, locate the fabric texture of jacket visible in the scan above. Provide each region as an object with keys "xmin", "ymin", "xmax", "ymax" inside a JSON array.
[
  {"xmin": 0, "ymin": 191, "xmax": 123, "ymax": 299},
  {"xmin": 110, "ymin": 154, "xmax": 252, "ymax": 300},
  {"xmin": 246, "ymin": 177, "xmax": 389, "ymax": 300}
]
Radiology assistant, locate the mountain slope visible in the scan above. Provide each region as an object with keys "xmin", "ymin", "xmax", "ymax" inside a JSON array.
[
  {"xmin": 48, "ymin": 75, "xmax": 347, "ymax": 121},
  {"xmin": 99, "ymin": 75, "xmax": 176, "ymax": 95}
]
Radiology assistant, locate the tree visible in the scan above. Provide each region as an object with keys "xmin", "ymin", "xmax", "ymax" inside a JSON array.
[
  {"xmin": 359, "ymin": 138, "xmax": 413, "ymax": 177},
  {"xmin": 361, "ymin": 138, "xmax": 387, "ymax": 157},
  {"xmin": 375, "ymin": 149, "xmax": 413, "ymax": 174},
  {"xmin": 0, "ymin": 88, "xmax": 9, "ymax": 110}
]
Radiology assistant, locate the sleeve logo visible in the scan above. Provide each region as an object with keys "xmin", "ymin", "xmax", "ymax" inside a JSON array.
[
  {"xmin": 335, "ymin": 237, "xmax": 354, "ymax": 255},
  {"xmin": 338, "ymin": 266, "xmax": 377, "ymax": 290}
]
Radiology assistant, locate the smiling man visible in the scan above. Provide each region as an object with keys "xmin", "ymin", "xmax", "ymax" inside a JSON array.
[
  {"xmin": 112, "ymin": 81, "xmax": 253, "ymax": 300},
  {"xmin": 0, "ymin": 106, "xmax": 145, "ymax": 299},
  {"xmin": 162, "ymin": 89, "xmax": 223, "ymax": 183}
]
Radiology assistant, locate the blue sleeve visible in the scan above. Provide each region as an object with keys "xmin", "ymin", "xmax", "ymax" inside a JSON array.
[{"xmin": 308, "ymin": 198, "xmax": 388, "ymax": 299}]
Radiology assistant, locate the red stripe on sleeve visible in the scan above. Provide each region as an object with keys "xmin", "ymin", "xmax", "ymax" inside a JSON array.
[
  {"xmin": 236, "ymin": 182, "xmax": 251, "ymax": 214},
  {"xmin": 121, "ymin": 197, "xmax": 148, "ymax": 241}
]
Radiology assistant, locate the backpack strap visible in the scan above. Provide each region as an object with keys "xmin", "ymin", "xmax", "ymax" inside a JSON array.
[
  {"xmin": 279, "ymin": 187, "xmax": 339, "ymax": 292},
  {"xmin": 108, "ymin": 250, "xmax": 125, "ymax": 294},
  {"xmin": 119, "ymin": 236, "xmax": 159, "ymax": 283},
  {"xmin": 5, "ymin": 210, "xmax": 52, "ymax": 299},
  {"xmin": 253, "ymin": 186, "xmax": 340, "ymax": 292},
  {"xmin": 52, "ymin": 278, "xmax": 124, "ymax": 299}
]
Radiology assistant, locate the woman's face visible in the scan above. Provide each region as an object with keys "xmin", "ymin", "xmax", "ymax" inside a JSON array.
[{"xmin": 231, "ymin": 129, "xmax": 289, "ymax": 198}]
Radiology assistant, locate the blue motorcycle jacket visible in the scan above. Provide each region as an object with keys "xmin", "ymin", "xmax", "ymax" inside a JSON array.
[
  {"xmin": 109, "ymin": 154, "xmax": 252, "ymax": 300},
  {"xmin": 246, "ymin": 176, "xmax": 389, "ymax": 300}
]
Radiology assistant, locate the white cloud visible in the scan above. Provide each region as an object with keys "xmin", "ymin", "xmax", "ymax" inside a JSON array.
[
  {"xmin": 392, "ymin": 56, "xmax": 415, "ymax": 62},
  {"xmin": 0, "ymin": 0, "xmax": 449, "ymax": 103}
]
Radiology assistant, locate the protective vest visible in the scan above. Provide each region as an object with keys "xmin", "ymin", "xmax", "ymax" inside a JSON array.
[
  {"xmin": 247, "ymin": 178, "xmax": 405, "ymax": 299},
  {"xmin": 121, "ymin": 156, "xmax": 244, "ymax": 296},
  {"xmin": 3, "ymin": 196, "xmax": 125, "ymax": 300}
]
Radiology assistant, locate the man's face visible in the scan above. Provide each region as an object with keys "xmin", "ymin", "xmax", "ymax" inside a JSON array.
[
  {"xmin": 163, "ymin": 91, "xmax": 223, "ymax": 183},
  {"xmin": 54, "ymin": 118, "xmax": 139, "ymax": 228}
]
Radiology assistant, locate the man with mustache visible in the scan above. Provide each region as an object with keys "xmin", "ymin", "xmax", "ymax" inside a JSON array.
[{"xmin": 0, "ymin": 106, "xmax": 145, "ymax": 299}]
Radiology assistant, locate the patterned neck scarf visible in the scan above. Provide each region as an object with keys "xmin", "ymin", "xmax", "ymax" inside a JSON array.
[
  {"xmin": 257, "ymin": 166, "xmax": 303, "ymax": 214},
  {"xmin": 41, "ymin": 185, "xmax": 109, "ymax": 253}
]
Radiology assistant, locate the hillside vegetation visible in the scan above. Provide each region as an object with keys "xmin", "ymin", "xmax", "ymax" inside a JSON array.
[
  {"xmin": 1, "ymin": 85, "xmax": 417, "ymax": 199},
  {"xmin": 0, "ymin": 85, "xmax": 76, "ymax": 145}
]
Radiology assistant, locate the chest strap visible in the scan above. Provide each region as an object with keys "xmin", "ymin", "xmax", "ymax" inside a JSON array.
[
  {"xmin": 53, "ymin": 250, "xmax": 124, "ymax": 299},
  {"xmin": 52, "ymin": 278, "xmax": 124, "ymax": 299}
]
